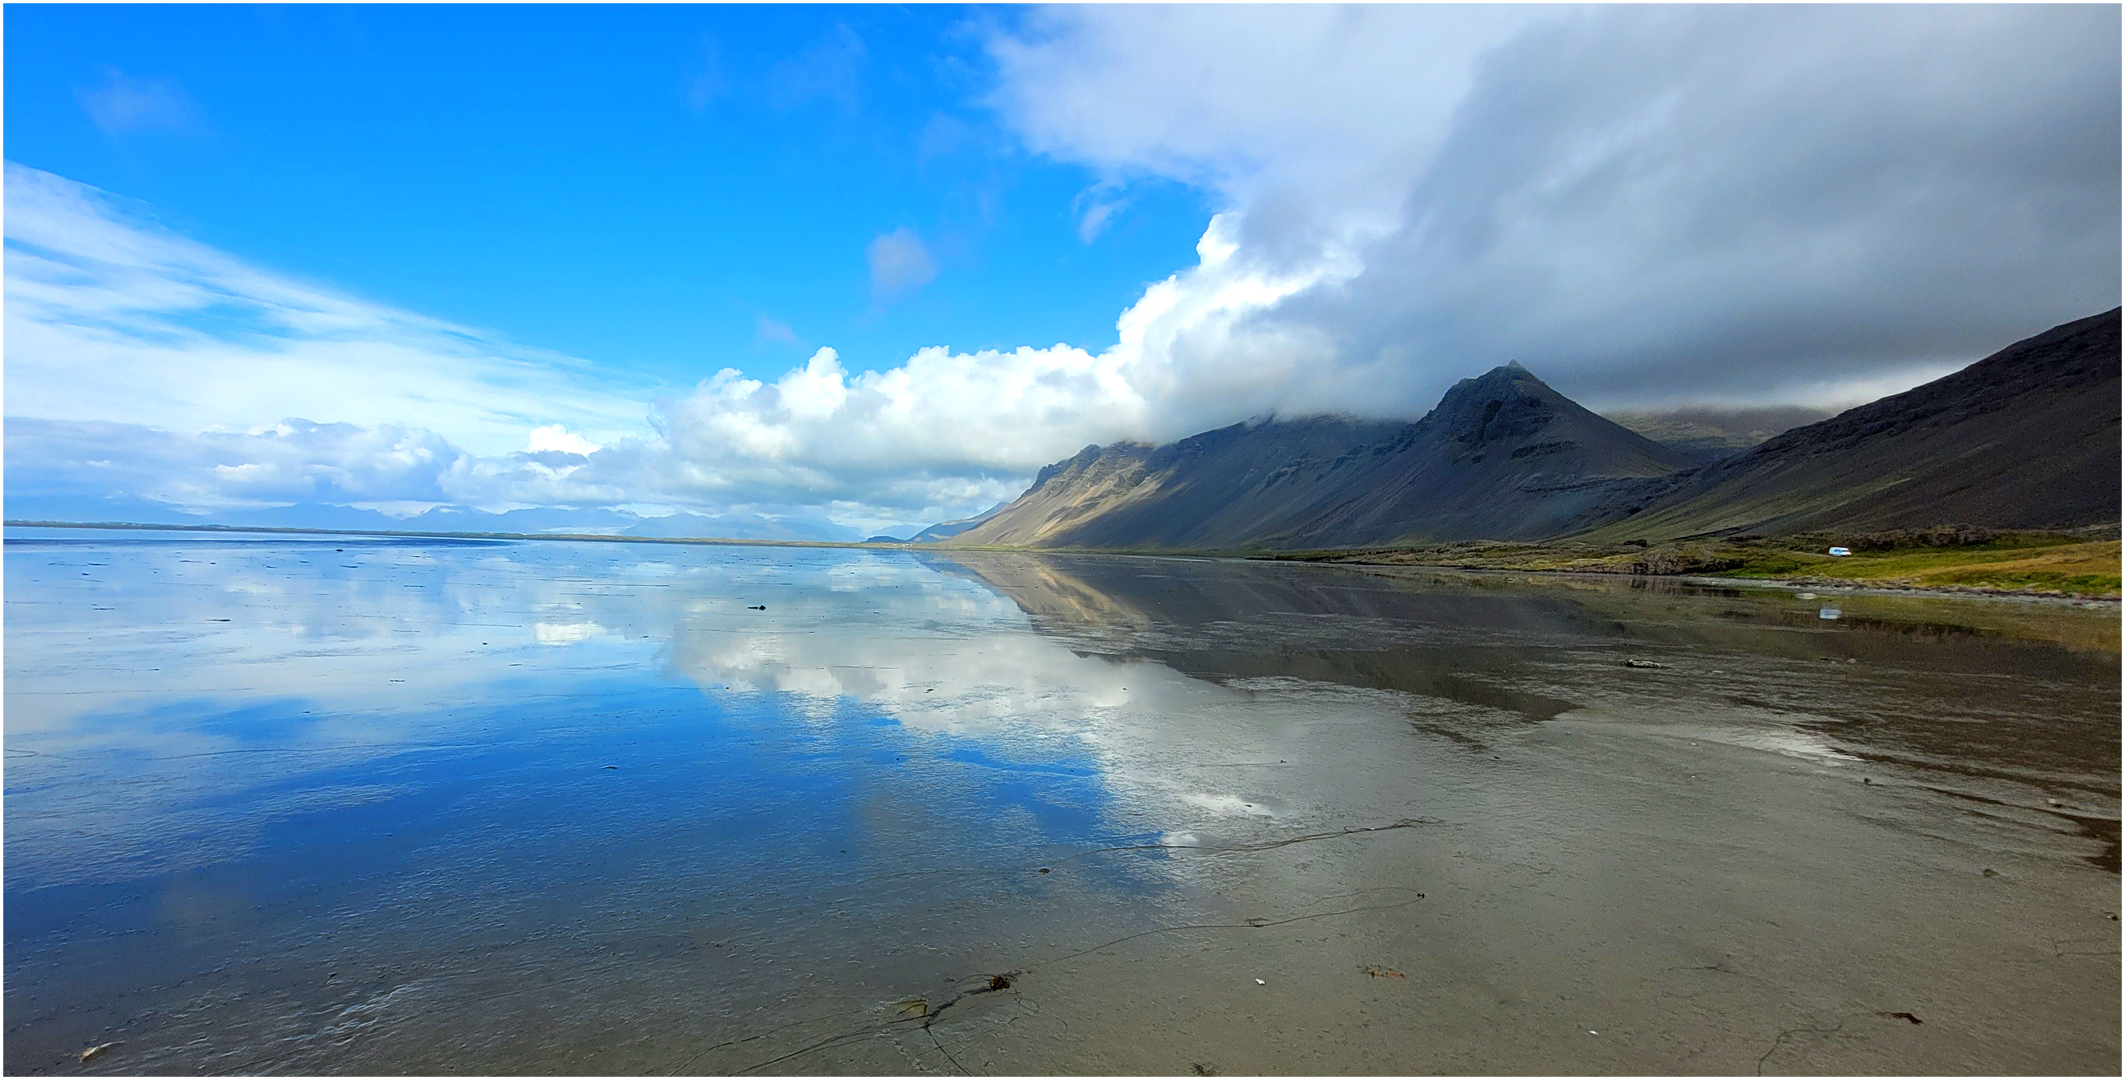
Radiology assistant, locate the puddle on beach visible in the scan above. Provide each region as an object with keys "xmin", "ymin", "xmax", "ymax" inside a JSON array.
[{"xmin": 6, "ymin": 531, "xmax": 2118, "ymax": 1074}]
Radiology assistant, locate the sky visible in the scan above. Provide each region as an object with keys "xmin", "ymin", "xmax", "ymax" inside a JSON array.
[{"xmin": 6, "ymin": 4, "xmax": 2119, "ymax": 538}]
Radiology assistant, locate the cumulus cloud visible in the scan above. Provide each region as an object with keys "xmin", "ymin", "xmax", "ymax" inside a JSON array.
[
  {"xmin": 984, "ymin": 4, "xmax": 2121, "ymax": 410},
  {"xmin": 75, "ymin": 67, "xmax": 203, "ymax": 136},
  {"xmin": 634, "ymin": 203, "xmax": 1396, "ymax": 503},
  {"xmin": 525, "ymin": 424, "xmax": 600, "ymax": 457},
  {"xmin": 2, "ymin": 167, "xmax": 1090, "ymax": 526},
  {"xmin": 6, "ymin": 199, "xmax": 1305, "ymax": 526},
  {"xmin": 866, "ymin": 227, "xmax": 938, "ymax": 299}
]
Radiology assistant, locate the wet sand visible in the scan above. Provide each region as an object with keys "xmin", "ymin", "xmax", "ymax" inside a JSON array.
[{"xmin": 5, "ymin": 534, "xmax": 2116, "ymax": 1074}]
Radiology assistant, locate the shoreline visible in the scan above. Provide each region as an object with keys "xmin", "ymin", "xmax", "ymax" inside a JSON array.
[{"xmin": 8, "ymin": 519, "xmax": 2117, "ymax": 606}]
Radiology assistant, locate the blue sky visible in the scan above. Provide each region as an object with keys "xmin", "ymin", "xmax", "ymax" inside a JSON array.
[
  {"xmin": 6, "ymin": 4, "xmax": 1206, "ymax": 383},
  {"xmin": 6, "ymin": 5, "xmax": 2117, "ymax": 538}
]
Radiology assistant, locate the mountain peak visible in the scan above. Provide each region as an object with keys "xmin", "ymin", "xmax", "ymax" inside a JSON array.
[
  {"xmin": 1424, "ymin": 362, "xmax": 1568, "ymax": 439},
  {"xmin": 1449, "ymin": 360, "xmax": 1550, "ymax": 395}
]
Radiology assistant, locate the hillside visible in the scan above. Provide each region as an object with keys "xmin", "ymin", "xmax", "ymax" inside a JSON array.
[
  {"xmin": 947, "ymin": 364, "xmax": 1698, "ymax": 550},
  {"xmin": 1603, "ymin": 406, "xmax": 1834, "ymax": 465},
  {"xmin": 1582, "ymin": 309, "xmax": 2122, "ymax": 541},
  {"xmin": 949, "ymin": 417, "xmax": 1405, "ymax": 548}
]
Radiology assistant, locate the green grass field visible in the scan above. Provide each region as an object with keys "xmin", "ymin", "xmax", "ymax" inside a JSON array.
[
  {"xmin": 1713, "ymin": 535, "xmax": 2120, "ymax": 596},
  {"xmin": 1272, "ymin": 530, "xmax": 2122, "ymax": 598}
]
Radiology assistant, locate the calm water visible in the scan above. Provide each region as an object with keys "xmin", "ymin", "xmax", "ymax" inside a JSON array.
[{"xmin": 5, "ymin": 531, "xmax": 2118, "ymax": 1074}]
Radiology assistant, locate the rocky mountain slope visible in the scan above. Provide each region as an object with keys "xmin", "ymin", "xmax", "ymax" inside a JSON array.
[
  {"xmin": 946, "ymin": 364, "xmax": 1698, "ymax": 549},
  {"xmin": 944, "ymin": 309, "xmax": 2119, "ymax": 552}
]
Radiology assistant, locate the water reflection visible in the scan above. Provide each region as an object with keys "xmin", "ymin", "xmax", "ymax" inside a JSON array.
[
  {"xmin": 940, "ymin": 551, "xmax": 2120, "ymax": 798},
  {"xmin": 5, "ymin": 532, "xmax": 2117, "ymax": 1075}
]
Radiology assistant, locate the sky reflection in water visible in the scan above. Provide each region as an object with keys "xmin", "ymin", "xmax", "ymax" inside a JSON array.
[
  {"xmin": 6, "ymin": 532, "xmax": 2117, "ymax": 1075},
  {"xmin": 8, "ymin": 535, "xmax": 1259, "ymax": 1072}
]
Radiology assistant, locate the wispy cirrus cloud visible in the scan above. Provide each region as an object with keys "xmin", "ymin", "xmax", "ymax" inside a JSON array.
[
  {"xmin": 767, "ymin": 22, "xmax": 866, "ymax": 113},
  {"xmin": 683, "ymin": 37, "xmax": 725, "ymax": 114},
  {"xmin": 74, "ymin": 67, "xmax": 203, "ymax": 136},
  {"xmin": 5, "ymin": 162, "xmax": 656, "ymax": 457},
  {"xmin": 1072, "ymin": 185, "xmax": 1128, "ymax": 243},
  {"xmin": 865, "ymin": 227, "xmax": 936, "ymax": 300},
  {"xmin": 753, "ymin": 312, "xmax": 799, "ymax": 347}
]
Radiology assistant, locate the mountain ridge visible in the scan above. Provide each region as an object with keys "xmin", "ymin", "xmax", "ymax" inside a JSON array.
[
  {"xmin": 946, "ymin": 363, "xmax": 1700, "ymax": 549},
  {"xmin": 1579, "ymin": 307, "xmax": 2121, "ymax": 540},
  {"xmin": 946, "ymin": 309, "xmax": 2121, "ymax": 551}
]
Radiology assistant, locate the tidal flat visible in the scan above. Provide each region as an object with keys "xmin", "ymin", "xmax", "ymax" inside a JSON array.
[{"xmin": 4, "ymin": 530, "xmax": 2118, "ymax": 1075}]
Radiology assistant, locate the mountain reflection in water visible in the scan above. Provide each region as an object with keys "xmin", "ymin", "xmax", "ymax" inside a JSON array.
[{"xmin": 6, "ymin": 532, "xmax": 2117, "ymax": 1075}]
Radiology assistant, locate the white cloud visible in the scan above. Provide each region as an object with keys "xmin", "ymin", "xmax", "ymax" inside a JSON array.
[
  {"xmin": 74, "ymin": 67, "xmax": 202, "ymax": 136},
  {"xmin": 525, "ymin": 424, "xmax": 600, "ymax": 457},
  {"xmin": 641, "ymin": 210, "xmax": 1364, "ymax": 507},
  {"xmin": 865, "ymin": 227, "xmax": 937, "ymax": 299}
]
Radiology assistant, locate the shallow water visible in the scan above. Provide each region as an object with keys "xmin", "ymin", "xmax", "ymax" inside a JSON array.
[{"xmin": 5, "ymin": 531, "xmax": 2118, "ymax": 1074}]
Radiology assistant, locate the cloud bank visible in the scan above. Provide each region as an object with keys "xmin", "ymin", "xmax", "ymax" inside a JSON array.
[
  {"xmin": 8, "ymin": 5, "xmax": 2119, "ymax": 531},
  {"xmin": 985, "ymin": 4, "xmax": 2121, "ymax": 411}
]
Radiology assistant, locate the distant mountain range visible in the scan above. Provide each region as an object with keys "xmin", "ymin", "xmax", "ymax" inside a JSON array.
[
  {"xmin": 1602, "ymin": 406, "xmax": 1835, "ymax": 466},
  {"xmin": 939, "ymin": 309, "xmax": 2121, "ymax": 551}
]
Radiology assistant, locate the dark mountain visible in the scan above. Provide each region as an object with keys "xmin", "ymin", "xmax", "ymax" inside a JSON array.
[
  {"xmin": 1273, "ymin": 364, "xmax": 1701, "ymax": 546},
  {"xmin": 943, "ymin": 418, "xmax": 1387, "ymax": 548},
  {"xmin": 947, "ymin": 364, "xmax": 1699, "ymax": 550},
  {"xmin": 1580, "ymin": 308, "xmax": 2122, "ymax": 541}
]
